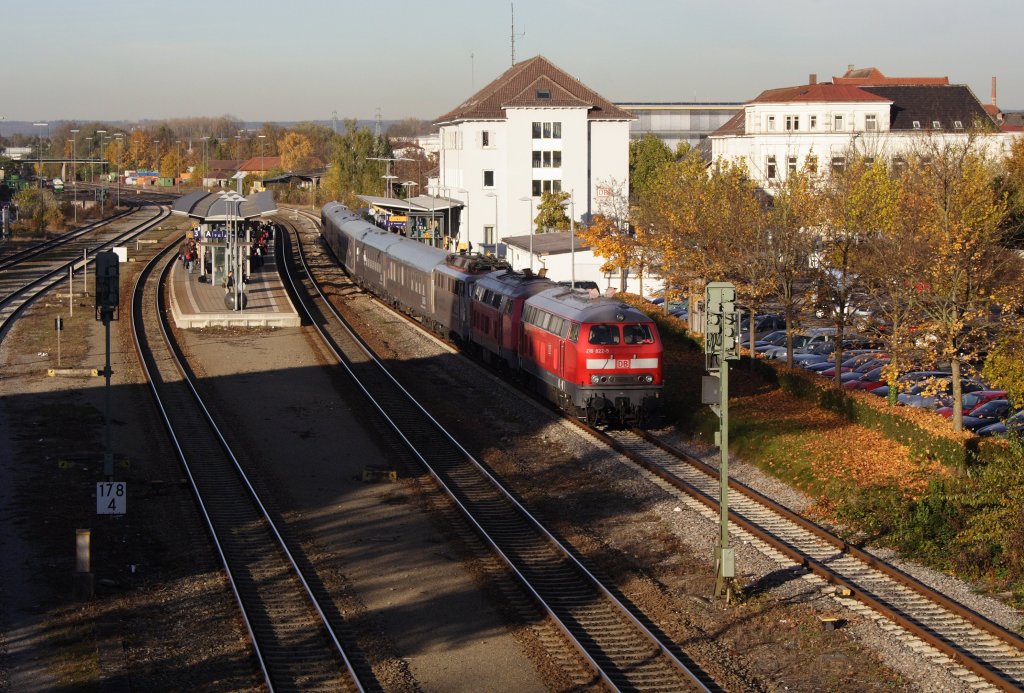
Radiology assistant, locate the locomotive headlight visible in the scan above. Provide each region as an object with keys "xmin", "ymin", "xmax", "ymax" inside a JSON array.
[
  {"xmin": 645, "ymin": 375, "xmax": 654, "ymax": 383},
  {"xmin": 591, "ymin": 375, "xmax": 601, "ymax": 384}
]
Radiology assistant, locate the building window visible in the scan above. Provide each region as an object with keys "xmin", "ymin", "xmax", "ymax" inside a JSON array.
[
  {"xmin": 809, "ymin": 115, "xmax": 818, "ymax": 130},
  {"xmin": 532, "ymin": 151, "xmax": 541, "ymax": 167},
  {"xmin": 788, "ymin": 156, "xmax": 797, "ymax": 174},
  {"xmin": 834, "ymin": 114, "xmax": 844, "ymax": 131},
  {"xmin": 484, "ymin": 225, "xmax": 495, "ymax": 244},
  {"xmin": 954, "ymin": 120, "xmax": 964, "ymax": 129},
  {"xmin": 481, "ymin": 130, "xmax": 493, "ymax": 147},
  {"xmin": 483, "ymin": 170, "xmax": 494, "ymax": 187},
  {"xmin": 831, "ymin": 156, "xmax": 846, "ymax": 174},
  {"xmin": 912, "ymin": 120, "xmax": 922, "ymax": 129},
  {"xmin": 537, "ymin": 88, "xmax": 550, "ymax": 99},
  {"xmin": 552, "ymin": 151, "xmax": 562, "ymax": 168},
  {"xmin": 531, "ymin": 122, "xmax": 562, "ymax": 139},
  {"xmin": 785, "ymin": 115, "xmax": 800, "ymax": 131},
  {"xmin": 766, "ymin": 155, "xmax": 777, "ymax": 180},
  {"xmin": 533, "ymin": 179, "xmax": 562, "ymax": 194},
  {"xmin": 807, "ymin": 155, "xmax": 818, "ymax": 175},
  {"xmin": 892, "ymin": 156, "xmax": 907, "ymax": 173},
  {"xmin": 933, "ymin": 121, "xmax": 941, "ymax": 129},
  {"xmin": 767, "ymin": 116, "xmax": 776, "ymax": 131},
  {"xmin": 865, "ymin": 114, "xmax": 877, "ymax": 131}
]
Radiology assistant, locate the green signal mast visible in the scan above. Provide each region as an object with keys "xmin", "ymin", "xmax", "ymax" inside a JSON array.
[{"xmin": 703, "ymin": 281, "xmax": 740, "ymax": 602}]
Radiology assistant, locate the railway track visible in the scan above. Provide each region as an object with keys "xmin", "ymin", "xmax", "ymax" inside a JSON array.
[
  {"xmin": 130, "ymin": 238, "xmax": 367, "ymax": 692},
  {"xmin": 595, "ymin": 426, "xmax": 1024, "ymax": 692},
  {"xmin": 284, "ymin": 204, "xmax": 1024, "ymax": 691},
  {"xmin": 278, "ymin": 210, "xmax": 714, "ymax": 692},
  {"xmin": 0, "ymin": 203, "xmax": 169, "ymax": 342}
]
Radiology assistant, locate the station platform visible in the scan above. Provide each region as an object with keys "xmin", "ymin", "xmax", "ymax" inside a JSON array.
[{"xmin": 168, "ymin": 243, "xmax": 301, "ymax": 329}]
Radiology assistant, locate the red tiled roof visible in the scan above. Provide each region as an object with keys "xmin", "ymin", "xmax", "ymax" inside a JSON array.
[
  {"xmin": 752, "ymin": 82, "xmax": 890, "ymax": 104},
  {"xmin": 238, "ymin": 156, "xmax": 282, "ymax": 172},
  {"xmin": 834, "ymin": 66, "xmax": 949, "ymax": 86},
  {"xmin": 711, "ymin": 110, "xmax": 747, "ymax": 137},
  {"xmin": 434, "ymin": 55, "xmax": 634, "ymax": 124}
]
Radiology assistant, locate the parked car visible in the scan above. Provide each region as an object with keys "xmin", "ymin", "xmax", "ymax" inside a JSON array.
[
  {"xmin": 763, "ymin": 328, "xmax": 837, "ymax": 360},
  {"xmin": 935, "ymin": 390, "xmax": 1008, "ymax": 419},
  {"xmin": 814, "ymin": 351, "xmax": 886, "ymax": 377},
  {"xmin": 960, "ymin": 400, "xmax": 1013, "ymax": 431},
  {"xmin": 843, "ymin": 362, "xmax": 890, "ymax": 390},
  {"xmin": 754, "ymin": 330, "xmax": 789, "ymax": 353},
  {"xmin": 740, "ymin": 313, "xmax": 786, "ymax": 343},
  {"xmin": 897, "ymin": 376, "xmax": 985, "ymax": 410},
  {"xmin": 977, "ymin": 409, "xmax": 1024, "ymax": 437}
]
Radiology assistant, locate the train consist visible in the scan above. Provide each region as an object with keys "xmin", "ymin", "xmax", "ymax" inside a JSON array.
[{"xmin": 320, "ymin": 202, "xmax": 663, "ymax": 425}]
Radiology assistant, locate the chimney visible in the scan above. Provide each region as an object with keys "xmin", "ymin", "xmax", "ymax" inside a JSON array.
[
  {"xmin": 809, "ymin": 73, "xmax": 817, "ymax": 85},
  {"xmin": 992, "ymin": 76, "xmax": 998, "ymax": 106}
]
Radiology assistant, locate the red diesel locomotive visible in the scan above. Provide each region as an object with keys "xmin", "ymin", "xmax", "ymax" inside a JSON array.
[{"xmin": 470, "ymin": 270, "xmax": 662, "ymax": 425}]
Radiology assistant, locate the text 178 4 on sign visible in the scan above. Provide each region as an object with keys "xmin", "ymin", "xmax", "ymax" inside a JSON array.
[{"xmin": 96, "ymin": 481, "xmax": 126, "ymax": 515}]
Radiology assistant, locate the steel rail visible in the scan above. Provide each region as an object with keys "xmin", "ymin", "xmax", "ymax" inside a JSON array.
[
  {"xmin": 595, "ymin": 425, "xmax": 1024, "ymax": 693},
  {"xmin": 0, "ymin": 204, "xmax": 168, "ymax": 344},
  {"xmin": 279, "ymin": 212, "xmax": 713, "ymax": 692},
  {"xmin": 129, "ymin": 239, "xmax": 365, "ymax": 692}
]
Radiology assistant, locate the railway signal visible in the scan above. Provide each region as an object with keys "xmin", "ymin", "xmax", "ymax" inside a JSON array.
[
  {"xmin": 704, "ymin": 281, "xmax": 740, "ymax": 602},
  {"xmin": 95, "ymin": 251, "xmax": 119, "ymax": 479}
]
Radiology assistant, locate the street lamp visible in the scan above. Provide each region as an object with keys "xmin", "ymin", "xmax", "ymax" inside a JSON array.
[
  {"xmin": 114, "ymin": 134, "xmax": 124, "ymax": 207},
  {"xmin": 97, "ymin": 130, "xmax": 107, "ymax": 212},
  {"xmin": 33, "ymin": 122, "xmax": 48, "ymax": 188},
  {"xmin": 519, "ymin": 196, "xmax": 535, "ymax": 272},
  {"xmin": 485, "ymin": 192, "xmax": 497, "ymax": 250},
  {"xmin": 176, "ymin": 140, "xmax": 182, "ymax": 189},
  {"xmin": 560, "ymin": 189, "xmax": 576, "ymax": 288},
  {"xmin": 200, "ymin": 136, "xmax": 210, "ymax": 189},
  {"xmin": 70, "ymin": 129, "xmax": 79, "ymax": 224},
  {"xmin": 85, "ymin": 137, "xmax": 93, "ymax": 183}
]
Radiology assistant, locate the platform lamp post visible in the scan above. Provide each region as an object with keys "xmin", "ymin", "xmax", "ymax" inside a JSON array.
[
  {"xmin": 454, "ymin": 188, "xmax": 469, "ymax": 250},
  {"xmin": 402, "ymin": 181, "xmax": 418, "ymax": 237},
  {"xmin": 519, "ymin": 195, "xmax": 534, "ymax": 272},
  {"xmin": 70, "ymin": 129, "xmax": 79, "ymax": 224},
  {"xmin": 33, "ymin": 122, "xmax": 47, "ymax": 188}
]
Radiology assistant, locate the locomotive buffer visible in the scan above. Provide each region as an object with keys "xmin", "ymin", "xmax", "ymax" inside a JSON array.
[{"xmin": 703, "ymin": 282, "xmax": 740, "ymax": 602}]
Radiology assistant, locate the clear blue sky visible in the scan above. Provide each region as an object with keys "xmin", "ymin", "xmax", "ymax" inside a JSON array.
[{"xmin": 4, "ymin": 0, "xmax": 1021, "ymax": 122}]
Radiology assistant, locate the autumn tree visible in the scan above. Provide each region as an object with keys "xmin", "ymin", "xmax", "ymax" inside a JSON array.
[
  {"xmin": 535, "ymin": 191, "xmax": 571, "ymax": 233},
  {"xmin": 321, "ymin": 119, "xmax": 391, "ymax": 208},
  {"xmin": 761, "ymin": 167, "xmax": 819, "ymax": 368},
  {"xmin": 279, "ymin": 132, "xmax": 314, "ymax": 172},
  {"xmin": 632, "ymin": 150, "xmax": 717, "ymax": 313},
  {"xmin": 629, "ymin": 134, "xmax": 674, "ymax": 203},
  {"xmin": 705, "ymin": 159, "xmax": 776, "ymax": 355},
  {"xmin": 13, "ymin": 188, "xmax": 63, "ymax": 234},
  {"xmin": 577, "ymin": 178, "xmax": 649, "ymax": 292},
  {"xmin": 902, "ymin": 139, "xmax": 1017, "ymax": 430},
  {"xmin": 814, "ymin": 155, "xmax": 900, "ymax": 385}
]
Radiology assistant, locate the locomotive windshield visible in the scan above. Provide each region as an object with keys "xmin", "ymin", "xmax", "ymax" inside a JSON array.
[
  {"xmin": 623, "ymin": 324, "xmax": 655, "ymax": 344},
  {"xmin": 589, "ymin": 325, "xmax": 620, "ymax": 345}
]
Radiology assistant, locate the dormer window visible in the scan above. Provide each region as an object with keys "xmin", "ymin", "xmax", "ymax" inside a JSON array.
[
  {"xmin": 912, "ymin": 120, "xmax": 922, "ymax": 129},
  {"xmin": 933, "ymin": 121, "xmax": 942, "ymax": 129},
  {"xmin": 537, "ymin": 88, "xmax": 551, "ymax": 99},
  {"xmin": 954, "ymin": 120, "xmax": 964, "ymax": 130}
]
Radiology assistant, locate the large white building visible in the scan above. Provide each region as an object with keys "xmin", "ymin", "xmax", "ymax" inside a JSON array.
[
  {"xmin": 710, "ymin": 68, "xmax": 1007, "ymax": 187},
  {"xmin": 432, "ymin": 55, "xmax": 634, "ymax": 255}
]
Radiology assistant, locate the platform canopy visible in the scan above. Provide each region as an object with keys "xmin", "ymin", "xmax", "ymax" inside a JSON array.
[
  {"xmin": 172, "ymin": 190, "xmax": 277, "ymax": 222},
  {"xmin": 356, "ymin": 194, "xmax": 463, "ymax": 214}
]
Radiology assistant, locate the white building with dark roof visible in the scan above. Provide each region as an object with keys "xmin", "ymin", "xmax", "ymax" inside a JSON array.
[
  {"xmin": 710, "ymin": 68, "xmax": 1007, "ymax": 187},
  {"xmin": 433, "ymin": 55, "xmax": 634, "ymax": 254}
]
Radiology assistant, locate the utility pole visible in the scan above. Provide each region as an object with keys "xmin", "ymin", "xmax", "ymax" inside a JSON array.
[{"xmin": 703, "ymin": 281, "xmax": 740, "ymax": 603}]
